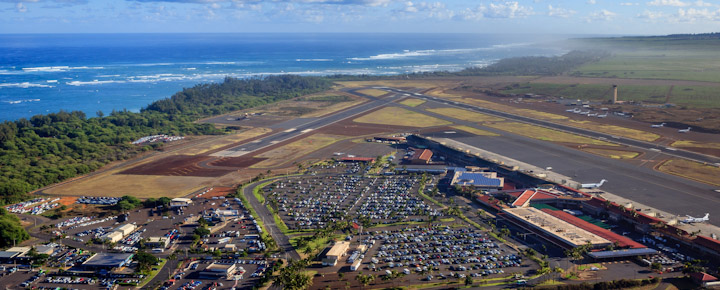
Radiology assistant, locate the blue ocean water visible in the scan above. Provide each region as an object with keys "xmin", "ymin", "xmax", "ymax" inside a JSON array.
[{"xmin": 0, "ymin": 33, "xmax": 567, "ymax": 121}]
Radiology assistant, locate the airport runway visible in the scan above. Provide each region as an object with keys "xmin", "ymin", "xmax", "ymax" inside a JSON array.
[
  {"xmin": 353, "ymin": 87, "xmax": 720, "ymax": 226},
  {"xmin": 381, "ymin": 88, "xmax": 720, "ymax": 165},
  {"xmin": 210, "ymin": 93, "xmax": 401, "ymax": 157}
]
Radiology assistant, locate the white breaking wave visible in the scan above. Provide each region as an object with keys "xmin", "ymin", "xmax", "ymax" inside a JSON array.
[
  {"xmin": 3, "ymin": 99, "xmax": 40, "ymax": 104},
  {"xmin": 348, "ymin": 43, "xmax": 533, "ymax": 61},
  {"xmin": 0, "ymin": 82, "xmax": 54, "ymax": 88},
  {"xmin": 66, "ymin": 80, "xmax": 125, "ymax": 86},
  {"xmin": 296, "ymin": 59, "xmax": 333, "ymax": 62},
  {"xmin": 22, "ymin": 66, "xmax": 104, "ymax": 72}
]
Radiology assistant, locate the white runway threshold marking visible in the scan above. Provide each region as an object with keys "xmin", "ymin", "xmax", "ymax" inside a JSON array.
[
  {"xmin": 301, "ymin": 129, "xmax": 314, "ymax": 133},
  {"xmin": 283, "ymin": 128, "xmax": 297, "ymax": 133},
  {"xmin": 210, "ymin": 150, "xmax": 250, "ymax": 157},
  {"xmin": 269, "ymin": 141, "xmax": 281, "ymax": 144}
]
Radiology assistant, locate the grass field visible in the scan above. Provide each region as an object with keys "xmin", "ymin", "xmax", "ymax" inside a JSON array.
[
  {"xmin": 252, "ymin": 134, "xmax": 347, "ymax": 168},
  {"xmin": 657, "ymin": 159, "xmax": 720, "ymax": 187},
  {"xmin": 450, "ymin": 125, "xmax": 500, "ymax": 136},
  {"xmin": 503, "ymin": 83, "xmax": 672, "ymax": 104},
  {"xmin": 354, "ymin": 107, "xmax": 452, "ymax": 127},
  {"xmin": 573, "ymin": 49, "xmax": 720, "ymax": 83},
  {"xmin": 182, "ymin": 127, "xmax": 272, "ymax": 155},
  {"xmin": 566, "ymin": 120, "xmax": 660, "ymax": 142},
  {"xmin": 459, "ymin": 98, "xmax": 567, "ymax": 121},
  {"xmin": 399, "ymin": 99, "xmax": 426, "ymax": 107},
  {"xmin": 425, "ymin": 88, "xmax": 464, "ymax": 99},
  {"xmin": 426, "ymin": 107, "xmax": 504, "ymax": 122},
  {"xmin": 582, "ymin": 148, "xmax": 640, "ymax": 159},
  {"xmin": 484, "ymin": 122, "xmax": 617, "ymax": 146},
  {"xmin": 671, "ymin": 140, "xmax": 720, "ymax": 150},
  {"xmin": 336, "ymin": 80, "xmax": 452, "ymax": 89},
  {"xmin": 45, "ymin": 174, "xmax": 212, "ymax": 198},
  {"xmin": 356, "ymin": 89, "xmax": 389, "ymax": 97}
]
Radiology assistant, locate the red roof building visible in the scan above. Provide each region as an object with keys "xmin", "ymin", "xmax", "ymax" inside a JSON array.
[
  {"xmin": 409, "ymin": 149, "xmax": 433, "ymax": 165},
  {"xmin": 540, "ymin": 209, "xmax": 646, "ymax": 249}
]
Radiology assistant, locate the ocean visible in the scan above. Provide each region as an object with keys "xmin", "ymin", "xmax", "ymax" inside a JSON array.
[{"xmin": 0, "ymin": 33, "xmax": 567, "ymax": 121}]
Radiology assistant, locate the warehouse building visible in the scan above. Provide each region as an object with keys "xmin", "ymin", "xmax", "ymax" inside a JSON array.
[
  {"xmin": 82, "ymin": 253, "xmax": 134, "ymax": 271},
  {"xmin": 170, "ymin": 198, "xmax": 192, "ymax": 208},
  {"xmin": 323, "ymin": 241, "xmax": 350, "ymax": 266},
  {"xmin": 146, "ymin": 237, "xmax": 170, "ymax": 249},
  {"xmin": 451, "ymin": 171, "xmax": 504, "ymax": 190},
  {"xmin": 198, "ymin": 262, "xmax": 238, "ymax": 279}
]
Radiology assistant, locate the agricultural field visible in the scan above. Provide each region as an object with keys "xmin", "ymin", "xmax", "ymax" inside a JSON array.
[
  {"xmin": 426, "ymin": 107, "xmax": 504, "ymax": 122},
  {"xmin": 399, "ymin": 99, "xmax": 426, "ymax": 107},
  {"xmin": 354, "ymin": 107, "xmax": 453, "ymax": 127},
  {"xmin": 252, "ymin": 134, "xmax": 347, "ymax": 168},
  {"xmin": 450, "ymin": 125, "xmax": 500, "ymax": 136},
  {"xmin": 483, "ymin": 122, "xmax": 617, "ymax": 146},
  {"xmin": 657, "ymin": 159, "xmax": 720, "ymax": 187}
]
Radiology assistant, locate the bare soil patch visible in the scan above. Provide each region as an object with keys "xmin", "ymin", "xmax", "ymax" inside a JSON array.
[
  {"xmin": 208, "ymin": 156, "xmax": 267, "ymax": 168},
  {"xmin": 121, "ymin": 155, "xmax": 233, "ymax": 177}
]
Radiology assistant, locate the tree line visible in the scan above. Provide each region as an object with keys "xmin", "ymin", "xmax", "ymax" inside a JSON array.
[{"xmin": 0, "ymin": 75, "xmax": 331, "ymax": 208}]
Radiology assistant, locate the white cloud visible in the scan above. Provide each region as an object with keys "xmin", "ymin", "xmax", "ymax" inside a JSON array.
[
  {"xmin": 620, "ymin": 2, "xmax": 639, "ymax": 5},
  {"xmin": 637, "ymin": 9, "xmax": 665, "ymax": 19},
  {"xmin": 587, "ymin": 9, "xmax": 616, "ymax": 21},
  {"xmin": 675, "ymin": 7, "xmax": 720, "ymax": 21},
  {"xmin": 547, "ymin": 5, "xmax": 576, "ymax": 18},
  {"xmin": 17, "ymin": 2, "xmax": 28, "ymax": 13},
  {"xmin": 461, "ymin": 2, "xmax": 534, "ymax": 20},
  {"xmin": 647, "ymin": 0, "xmax": 689, "ymax": 7},
  {"xmin": 694, "ymin": 0, "xmax": 714, "ymax": 7},
  {"xmin": 587, "ymin": 0, "xmax": 596, "ymax": 4}
]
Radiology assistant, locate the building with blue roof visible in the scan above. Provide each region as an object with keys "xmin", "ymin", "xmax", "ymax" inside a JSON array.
[{"xmin": 451, "ymin": 171, "xmax": 504, "ymax": 190}]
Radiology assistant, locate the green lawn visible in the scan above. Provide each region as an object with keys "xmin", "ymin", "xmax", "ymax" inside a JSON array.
[{"xmin": 137, "ymin": 258, "xmax": 167, "ymax": 288}]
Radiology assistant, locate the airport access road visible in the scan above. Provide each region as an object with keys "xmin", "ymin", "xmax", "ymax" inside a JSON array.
[
  {"xmin": 381, "ymin": 87, "xmax": 720, "ymax": 165},
  {"xmin": 243, "ymin": 177, "xmax": 301, "ymax": 261},
  {"xmin": 209, "ymin": 92, "xmax": 402, "ymax": 158}
]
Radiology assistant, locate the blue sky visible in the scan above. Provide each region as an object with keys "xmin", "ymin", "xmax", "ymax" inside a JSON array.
[{"xmin": 2, "ymin": 0, "xmax": 720, "ymax": 34}]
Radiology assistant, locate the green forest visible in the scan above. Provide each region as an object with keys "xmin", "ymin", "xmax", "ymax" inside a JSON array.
[{"xmin": 0, "ymin": 75, "xmax": 332, "ymax": 207}]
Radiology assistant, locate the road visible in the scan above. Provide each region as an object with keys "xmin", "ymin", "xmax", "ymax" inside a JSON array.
[
  {"xmin": 243, "ymin": 177, "xmax": 301, "ymax": 261},
  {"xmin": 381, "ymin": 87, "xmax": 720, "ymax": 165}
]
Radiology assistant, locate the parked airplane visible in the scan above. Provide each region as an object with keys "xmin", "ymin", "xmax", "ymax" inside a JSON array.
[
  {"xmin": 597, "ymin": 113, "xmax": 608, "ymax": 118},
  {"xmin": 588, "ymin": 113, "xmax": 598, "ymax": 117},
  {"xmin": 333, "ymin": 152, "xmax": 345, "ymax": 156},
  {"xmin": 581, "ymin": 179, "xmax": 607, "ymax": 188},
  {"xmin": 678, "ymin": 127, "xmax": 692, "ymax": 133},
  {"xmin": 682, "ymin": 213, "xmax": 709, "ymax": 224},
  {"xmin": 651, "ymin": 123, "xmax": 666, "ymax": 128}
]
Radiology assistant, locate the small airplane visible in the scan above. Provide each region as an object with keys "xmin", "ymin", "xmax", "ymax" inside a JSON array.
[
  {"xmin": 597, "ymin": 113, "xmax": 608, "ymax": 118},
  {"xmin": 682, "ymin": 213, "xmax": 709, "ymax": 224},
  {"xmin": 333, "ymin": 152, "xmax": 345, "ymax": 156},
  {"xmin": 587, "ymin": 113, "xmax": 598, "ymax": 117},
  {"xmin": 651, "ymin": 123, "xmax": 666, "ymax": 128},
  {"xmin": 581, "ymin": 179, "xmax": 607, "ymax": 189},
  {"xmin": 678, "ymin": 127, "xmax": 691, "ymax": 133}
]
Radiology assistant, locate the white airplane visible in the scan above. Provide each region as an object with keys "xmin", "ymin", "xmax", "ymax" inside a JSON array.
[
  {"xmin": 597, "ymin": 114, "xmax": 608, "ymax": 118},
  {"xmin": 588, "ymin": 113, "xmax": 598, "ymax": 117},
  {"xmin": 682, "ymin": 213, "xmax": 709, "ymax": 224},
  {"xmin": 651, "ymin": 123, "xmax": 666, "ymax": 128},
  {"xmin": 333, "ymin": 152, "xmax": 345, "ymax": 156},
  {"xmin": 678, "ymin": 127, "xmax": 691, "ymax": 133},
  {"xmin": 581, "ymin": 179, "xmax": 607, "ymax": 189}
]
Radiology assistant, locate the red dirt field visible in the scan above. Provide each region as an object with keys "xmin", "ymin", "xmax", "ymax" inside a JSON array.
[
  {"xmin": 199, "ymin": 186, "xmax": 236, "ymax": 199},
  {"xmin": 208, "ymin": 156, "xmax": 267, "ymax": 167},
  {"xmin": 319, "ymin": 118, "xmax": 418, "ymax": 136},
  {"xmin": 120, "ymin": 155, "xmax": 234, "ymax": 177}
]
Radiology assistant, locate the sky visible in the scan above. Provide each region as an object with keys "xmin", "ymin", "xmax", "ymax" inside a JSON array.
[{"xmin": 2, "ymin": 0, "xmax": 720, "ymax": 34}]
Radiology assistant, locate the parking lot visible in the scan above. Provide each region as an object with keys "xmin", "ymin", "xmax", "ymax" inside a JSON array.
[
  {"xmin": 268, "ymin": 174, "xmax": 443, "ymax": 231},
  {"xmin": 163, "ymin": 258, "xmax": 269, "ymax": 290},
  {"xmin": 353, "ymin": 223, "xmax": 528, "ymax": 282}
]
